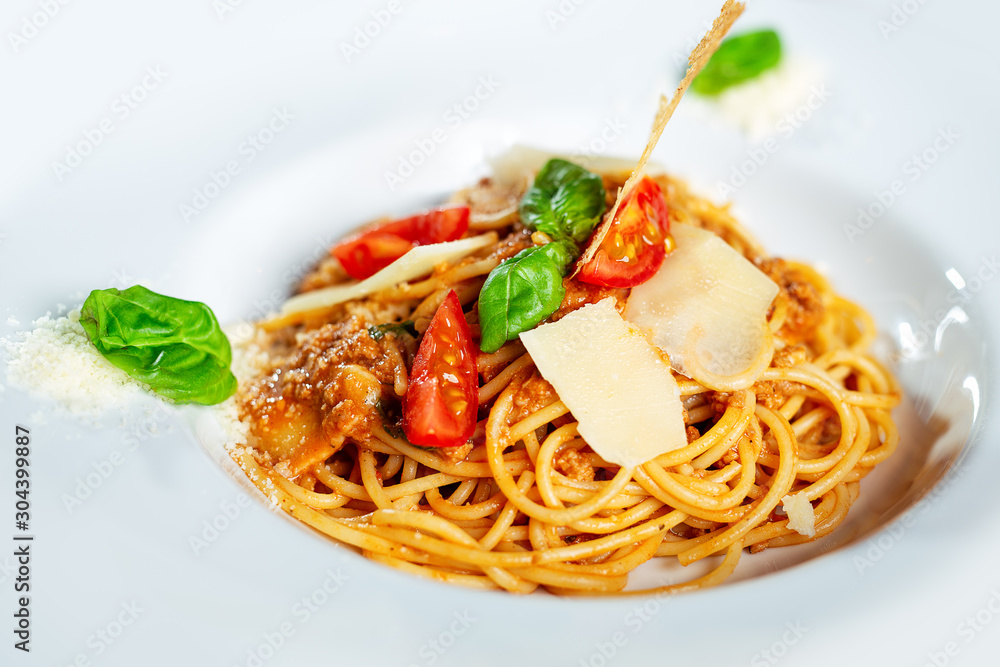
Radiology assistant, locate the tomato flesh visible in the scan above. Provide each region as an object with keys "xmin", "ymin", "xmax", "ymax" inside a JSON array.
[
  {"xmin": 402, "ymin": 290, "xmax": 479, "ymax": 448},
  {"xmin": 331, "ymin": 206, "xmax": 470, "ymax": 279},
  {"xmin": 576, "ymin": 176, "xmax": 670, "ymax": 288}
]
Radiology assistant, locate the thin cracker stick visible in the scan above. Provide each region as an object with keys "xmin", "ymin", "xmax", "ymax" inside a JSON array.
[{"xmin": 573, "ymin": 0, "xmax": 745, "ymax": 274}]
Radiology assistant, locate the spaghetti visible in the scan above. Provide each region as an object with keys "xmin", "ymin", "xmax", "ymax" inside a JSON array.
[{"xmin": 226, "ymin": 168, "xmax": 901, "ymax": 595}]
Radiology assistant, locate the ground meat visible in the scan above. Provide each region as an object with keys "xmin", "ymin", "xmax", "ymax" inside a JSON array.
[
  {"xmin": 320, "ymin": 365, "xmax": 384, "ymax": 443},
  {"xmin": 552, "ymin": 278, "xmax": 629, "ymax": 321},
  {"xmin": 751, "ymin": 380, "xmax": 806, "ymax": 411},
  {"xmin": 783, "ymin": 282, "xmax": 824, "ymax": 344},
  {"xmin": 436, "ymin": 442, "xmax": 474, "ymax": 465},
  {"xmin": 757, "ymin": 257, "xmax": 825, "ymax": 345},
  {"xmin": 554, "ymin": 448, "xmax": 595, "ymax": 482},
  {"xmin": 509, "ymin": 372, "xmax": 559, "ymax": 424},
  {"xmin": 488, "ymin": 228, "xmax": 534, "ymax": 262},
  {"xmin": 710, "ymin": 390, "xmax": 746, "ymax": 415},
  {"xmin": 241, "ymin": 316, "xmax": 401, "ymax": 471},
  {"xmin": 772, "ymin": 344, "xmax": 809, "ymax": 367},
  {"xmin": 286, "ymin": 318, "xmax": 398, "ymax": 400}
]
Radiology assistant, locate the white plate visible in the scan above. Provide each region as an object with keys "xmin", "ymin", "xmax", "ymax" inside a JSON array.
[{"xmin": 2, "ymin": 1, "xmax": 999, "ymax": 666}]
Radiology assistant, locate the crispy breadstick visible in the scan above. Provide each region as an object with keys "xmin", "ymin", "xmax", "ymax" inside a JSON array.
[{"xmin": 574, "ymin": 0, "xmax": 745, "ymax": 274}]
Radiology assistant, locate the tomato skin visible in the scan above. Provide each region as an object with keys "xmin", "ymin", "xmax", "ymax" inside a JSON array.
[
  {"xmin": 576, "ymin": 176, "xmax": 670, "ymax": 288},
  {"xmin": 402, "ymin": 290, "xmax": 479, "ymax": 448},
  {"xmin": 331, "ymin": 206, "xmax": 470, "ymax": 280},
  {"xmin": 378, "ymin": 206, "xmax": 469, "ymax": 245}
]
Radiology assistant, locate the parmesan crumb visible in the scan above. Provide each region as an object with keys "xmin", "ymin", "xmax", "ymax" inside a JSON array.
[
  {"xmin": 781, "ymin": 492, "xmax": 816, "ymax": 537},
  {"xmin": 212, "ymin": 321, "xmax": 269, "ymax": 450},
  {"xmin": 1, "ymin": 309, "xmax": 151, "ymax": 416},
  {"xmin": 692, "ymin": 56, "xmax": 827, "ymax": 141}
]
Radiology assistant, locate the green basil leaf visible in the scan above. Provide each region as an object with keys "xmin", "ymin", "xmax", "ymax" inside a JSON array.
[
  {"xmin": 477, "ymin": 241, "xmax": 574, "ymax": 353},
  {"xmin": 79, "ymin": 285, "xmax": 237, "ymax": 405},
  {"xmin": 519, "ymin": 159, "xmax": 606, "ymax": 246},
  {"xmin": 691, "ymin": 29, "xmax": 782, "ymax": 96},
  {"xmin": 367, "ymin": 320, "xmax": 417, "ymax": 341}
]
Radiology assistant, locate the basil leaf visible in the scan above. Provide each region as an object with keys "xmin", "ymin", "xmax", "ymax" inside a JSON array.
[
  {"xmin": 375, "ymin": 399, "xmax": 408, "ymax": 440},
  {"xmin": 79, "ymin": 285, "xmax": 237, "ymax": 405},
  {"xmin": 478, "ymin": 241, "xmax": 574, "ymax": 353},
  {"xmin": 691, "ymin": 29, "xmax": 782, "ymax": 96},
  {"xmin": 481, "ymin": 159, "xmax": 602, "ymax": 350},
  {"xmin": 368, "ymin": 320, "xmax": 417, "ymax": 341},
  {"xmin": 519, "ymin": 159, "xmax": 606, "ymax": 246}
]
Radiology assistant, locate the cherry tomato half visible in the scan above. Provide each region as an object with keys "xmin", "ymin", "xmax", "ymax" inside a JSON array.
[
  {"xmin": 378, "ymin": 206, "xmax": 470, "ymax": 245},
  {"xmin": 576, "ymin": 176, "xmax": 670, "ymax": 288},
  {"xmin": 331, "ymin": 206, "xmax": 470, "ymax": 279},
  {"xmin": 330, "ymin": 232, "xmax": 414, "ymax": 280},
  {"xmin": 402, "ymin": 290, "xmax": 479, "ymax": 448}
]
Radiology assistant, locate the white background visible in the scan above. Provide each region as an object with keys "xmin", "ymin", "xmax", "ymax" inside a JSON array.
[{"xmin": 1, "ymin": 1, "xmax": 999, "ymax": 666}]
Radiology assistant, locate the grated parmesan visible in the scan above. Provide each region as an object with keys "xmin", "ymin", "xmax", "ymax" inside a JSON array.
[
  {"xmin": 1, "ymin": 308, "xmax": 152, "ymax": 416},
  {"xmin": 690, "ymin": 56, "xmax": 827, "ymax": 141},
  {"xmin": 210, "ymin": 321, "xmax": 272, "ymax": 449}
]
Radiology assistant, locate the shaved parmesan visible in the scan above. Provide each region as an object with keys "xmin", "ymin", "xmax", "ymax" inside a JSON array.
[
  {"xmin": 782, "ymin": 493, "xmax": 816, "ymax": 537},
  {"xmin": 518, "ymin": 298, "xmax": 686, "ymax": 468},
  {"xmin": 625, "ymin": 224, "xmax": 779, "ymax": 390},
  {"xmin": 489, "ymin": 145, "xmax": 665, "ymax": 187},
  {"xmin": 280, "ymin": 235, "xmax": 494, "ymax": 316}
]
